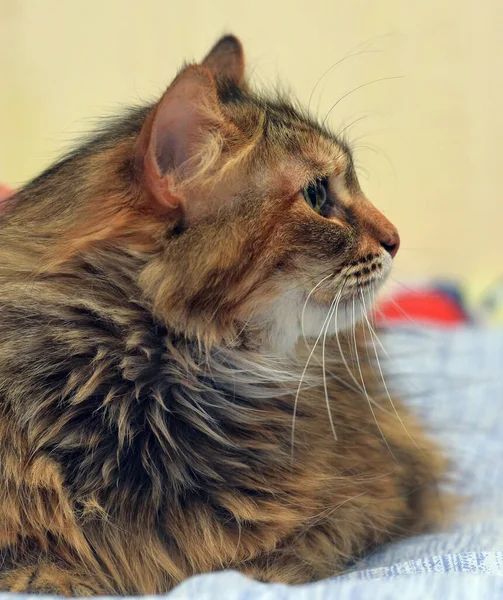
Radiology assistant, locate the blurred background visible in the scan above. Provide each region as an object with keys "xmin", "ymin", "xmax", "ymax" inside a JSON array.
[{"xmin": 1, "ymin": 0, "xmax": 502, "ymax": 313}]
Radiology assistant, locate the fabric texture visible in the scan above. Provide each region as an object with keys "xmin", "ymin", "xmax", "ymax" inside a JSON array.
[{"xmin": 1, "ymin": 326, "xmax": 502, "ymax": 599}]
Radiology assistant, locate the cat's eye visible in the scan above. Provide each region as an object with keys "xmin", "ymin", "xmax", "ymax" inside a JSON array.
[{"xmin": 302, "ymin": 178, "xmax": 328, "ymax": 214}]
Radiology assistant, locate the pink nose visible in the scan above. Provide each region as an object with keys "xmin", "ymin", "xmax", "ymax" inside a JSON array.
[{"xmin": 380, "ymin": 230, "xmax": 400, "ymax": 258}]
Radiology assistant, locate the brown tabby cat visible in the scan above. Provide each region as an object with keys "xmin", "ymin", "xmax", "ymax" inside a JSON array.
[{"xmin": 0, "ymin": 35, "xmax": 445, "ymax": 595}]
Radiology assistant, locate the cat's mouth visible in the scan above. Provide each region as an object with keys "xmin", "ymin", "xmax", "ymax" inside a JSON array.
[
  {"xmin": 283, "ymin": 252, "xmax": 392, "ymax": 351},
  {"xmin": 308, "ymin": 251, "xmax": 393, "ymax": 306},
  {"xmin": 260, "ymin": 253, "xmax": 392, "ymax": 354},
  {"xmin": 338, "ymin": 251, "xmax": 393, "ymax": 299}
]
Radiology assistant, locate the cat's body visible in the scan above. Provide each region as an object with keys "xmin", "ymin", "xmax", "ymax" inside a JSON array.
[{"xmin": 0, "ymin": 36, "xmax": 444, "ymax": 595}]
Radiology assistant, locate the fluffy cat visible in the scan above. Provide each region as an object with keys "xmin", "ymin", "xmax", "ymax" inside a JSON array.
[{"xmin": 0, "ymin": 35, "xmax": 445, "ymax": 595}]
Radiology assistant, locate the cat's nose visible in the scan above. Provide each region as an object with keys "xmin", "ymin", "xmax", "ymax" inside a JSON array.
[
  {"xmin": 350, "ymin": 194, "xmax": 400, "ymax": 258},
  {"xmin": 380, "ymin": 230, "xmax": 400, "ymax": 258}
]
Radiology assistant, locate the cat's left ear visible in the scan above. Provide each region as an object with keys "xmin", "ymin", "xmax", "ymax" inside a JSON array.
[
  {"xmin": 202, "ymin": 35, "xmax": 246, "ymax": 87},
  {"xmin": 136, "ymin": 65, "xmax": 224, "ymax": 211}
]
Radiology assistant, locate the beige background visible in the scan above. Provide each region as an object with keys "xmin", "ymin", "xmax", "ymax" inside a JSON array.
[{"xmin": 1, "ymin": 0, "xmax": 502, "ymax": 287}]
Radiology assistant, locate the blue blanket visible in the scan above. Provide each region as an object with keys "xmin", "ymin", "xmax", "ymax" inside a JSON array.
[{"xmin": 2, "ymin": 327, "xmax": 502, "ymax": 599}]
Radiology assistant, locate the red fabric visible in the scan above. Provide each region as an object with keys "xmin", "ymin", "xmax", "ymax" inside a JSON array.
[
  {"xmin": 0, "ymin": 184, "xmax": 13, "ymax": 209},
  {"xmin": 377, "ymin": 290, "xmax": 467, "ymax": 327}
]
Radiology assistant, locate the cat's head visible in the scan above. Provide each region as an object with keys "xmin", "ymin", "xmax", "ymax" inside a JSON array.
[{"xmin": 24, "ymin": 35, "xmax": 400, "ymax": 352}]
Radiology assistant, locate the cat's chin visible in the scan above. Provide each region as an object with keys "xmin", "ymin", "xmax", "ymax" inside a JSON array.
[{"xmin": 260, "ymin": 284, "xmax": 379, "ymax": 356}]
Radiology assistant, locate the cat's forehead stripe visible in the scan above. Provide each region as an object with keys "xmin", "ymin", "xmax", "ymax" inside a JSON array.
[
  {"xmin": 222, "ymin": 87, "xmax": 350, "ymax": 157},
  {"xmin": 253, "ymin": 101, "xmax": 350, "ymax": 175}
]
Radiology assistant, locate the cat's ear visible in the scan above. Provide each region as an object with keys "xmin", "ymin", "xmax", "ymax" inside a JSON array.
[
  {"xmin": 202, "ymin": 35, "xmax": 245, "ymax": 87},
  {"xmin": 136, "ymin": 65, "xmax": 222, "ymax": 210}
]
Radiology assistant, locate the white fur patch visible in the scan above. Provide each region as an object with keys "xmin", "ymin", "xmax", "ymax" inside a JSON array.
[
  {"xmin": 261, "ymin": 288, "xmax": 367, "ymax": 354},
  {"xmin": 262, "ymin": 252, "xmax": 392, "ymax": 354}
]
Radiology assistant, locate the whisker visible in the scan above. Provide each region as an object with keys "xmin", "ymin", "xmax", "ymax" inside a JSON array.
[
  {"xmin": 308, "ymin": 32, "xmax": 396, "ymax": 115},
  {"xmin": 291, "ymin": 291, "xmax": 340, "ymax": 460},
  {"xmin": 370, "ymin": 281, "xmax": 380, "ymax": 330},
  {"xmin": 321, "ymin": 289, "xmax": 343, "ymax": 443},
  {"xmin": 334, "ymin": 279, "xmax": 367, "ymax": 395},
  {"xmin": 300, "ymin": 489, "xmax": 370, "ymax": 536},
  {"xmin": 301, "ymin": 273, "xmax": 334, "ymax": 351},
  {"xmin": 344, "ymin": 300, "xmax": 356, "ymax": 363},
  {"xmin": 308, "ymin": 49, "xmax": 383, "ymax": 115},
  {"xmin": 388, "ymin": 297, "xmax": 423, "ymax": 328},
  {"xmin": 361, "ymin": 312, "xmax": 381, "ymax": 380},
  {"xmin": 360, "ymin": 288, "xmax": 419, "ymax": 450},
  {"xmin": 352, "ymin": 295, "xmax": 397, "ymax": 460},
  {"xmin": 322, "ymin": 76, "xmax": 404, "ymax": 127},
  {"xmin": 362, "ymin": 287, "xmax": 389, "ymax": 357},
  {"xmin": 287, "ymin": 265, "xmax": 338, "ymax": 296},
  {"xmin": 337, "ymin": 114, "xmax": 368, "ymax": 138}
]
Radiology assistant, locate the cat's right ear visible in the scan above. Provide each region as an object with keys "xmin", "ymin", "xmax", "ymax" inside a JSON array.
[
  {"xmin": 136, "ymin": 65, "xmax": 222, "ymax": 211},
  {"xmin": 202, "ymin": 35, "xmax": 246, "ymax": 87}
]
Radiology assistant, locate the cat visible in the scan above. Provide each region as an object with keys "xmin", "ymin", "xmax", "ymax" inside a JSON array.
[{"xmin": 0, "ymin": 35, "xmax": 446, "ymax": 596}]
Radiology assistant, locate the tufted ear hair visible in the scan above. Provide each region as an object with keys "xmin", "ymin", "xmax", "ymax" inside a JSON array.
[{"xmin": 136, "ymin": 65, "xmax": 222, "ymax": 210}]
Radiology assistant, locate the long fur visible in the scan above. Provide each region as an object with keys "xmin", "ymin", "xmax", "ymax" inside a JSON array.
[{"xmin": 0, "ymin": 35, "xmax": 446, "ymax": 595}]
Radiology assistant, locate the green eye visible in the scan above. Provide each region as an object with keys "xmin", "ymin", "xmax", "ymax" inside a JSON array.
[{"xmin": 302, "ymin": 178, "xmax": 328, "ymax": 213}]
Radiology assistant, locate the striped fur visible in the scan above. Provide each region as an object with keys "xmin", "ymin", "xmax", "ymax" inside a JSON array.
[{"xmin": 0, "ymin": 35, "xmax": 445, "ymax": 595}]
